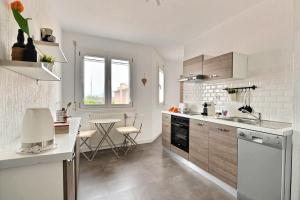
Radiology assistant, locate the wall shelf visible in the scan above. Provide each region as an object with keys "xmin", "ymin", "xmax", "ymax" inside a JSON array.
[
  {"xmin": 33, "ymin": 40, "xmax": 68, "ymax": 63},
  {"xmin": 0, "ymin": 60, "xmax": 61, "ymax": 81}
]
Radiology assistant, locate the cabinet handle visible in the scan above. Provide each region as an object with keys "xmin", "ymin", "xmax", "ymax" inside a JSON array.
[
  {"xmin": 210, "ymin": 74, "xmax": 218, "ymax": 78},
  {"xmin": 218, "ymin": 128, "xmax": 229, "ymax": 132}
]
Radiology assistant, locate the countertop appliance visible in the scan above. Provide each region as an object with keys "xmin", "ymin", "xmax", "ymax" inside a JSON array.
[
  {"xmin": 201, "ymin": 102, "xmax": 215, "ymax": 116},
  {"xmin": 171, "ymin": 115, "xmax": 189, "ymax": 152},
  {"xmin": 237, "ymin": 128, "xmax": 292, "ymax": 200},
  {"xmin": 22, "ymin": 108, "xmax": 55, "ymax": 149}
]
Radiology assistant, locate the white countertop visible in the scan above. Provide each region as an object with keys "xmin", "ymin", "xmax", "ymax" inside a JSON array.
[
  {"xmin": 0, "ymin": 117, "xmax": 81, "ymax": 170},
  {"xmin": 162, "ymin": 111, "xmax": 293, "ymax": 136}
]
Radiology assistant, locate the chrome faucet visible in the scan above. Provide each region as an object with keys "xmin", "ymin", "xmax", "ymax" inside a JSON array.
[{"xmin": 241, "ymin": 109, "xmax": 262, "ymax": 122}]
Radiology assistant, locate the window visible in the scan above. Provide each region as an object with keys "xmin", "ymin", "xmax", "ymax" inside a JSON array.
[
  {"xmin": 158, "ymin": 67, "xmax": 165, "ymax": 104},
  {"xmin": 83, "ymin": 56, "xmax": 105, "ymax": 105},
  {"xmin": 82, "ymin": 56, "xmax": 131, "ymax": 107},
  {"xmin": 111, "ymin": 59, "xmax": 131, "ymax": 104}
]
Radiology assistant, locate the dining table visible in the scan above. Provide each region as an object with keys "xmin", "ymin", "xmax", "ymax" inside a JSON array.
[{"xmin": 88, "ymin": 118, "xmax": 121, "ymax": 160}]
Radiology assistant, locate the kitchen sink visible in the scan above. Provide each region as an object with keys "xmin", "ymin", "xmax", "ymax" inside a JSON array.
[{"xmin": 218, "ymin": 117, "xmax": 259, "ymax": 125}]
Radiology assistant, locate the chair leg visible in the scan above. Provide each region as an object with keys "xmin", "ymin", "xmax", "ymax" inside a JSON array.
[
  {"xmin": 119, "ymin": 138, "xmax": 128, "ymax": 153},
  {"xmin": 127, "ymin": 135, "xmax": 138, "ymax": 152},
  {"xmin": 80, "ymin": 137, "xmax": 94, "ymax": 161},
  {"xmin": 124, "ymin": 134, "xmax": 135, "ymax": 155},
  {"xmin": 123, "ymin": 133, "xmax": 140, "ymax": 155}
]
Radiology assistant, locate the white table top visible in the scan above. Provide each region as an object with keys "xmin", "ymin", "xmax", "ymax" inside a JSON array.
[
  {"xmin": 0, "ymin": 117, "xmax": 81, "ymax": 170},
  {"xmin": 89, "ymin": 118, "xmax": 122, "ymax": 124}
]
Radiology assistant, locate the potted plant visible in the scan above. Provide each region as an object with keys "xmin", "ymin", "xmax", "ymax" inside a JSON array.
[
  {"xmin": 227, "ymin": 88, "xmax": 237, "ymax": 101},
  {"xmin": 40, "ymin": 55, "xmax": 55, "ymax": 71},
  {"xmin": 11, "ymin": 0, "xmax": 37, "ymax": 62}
]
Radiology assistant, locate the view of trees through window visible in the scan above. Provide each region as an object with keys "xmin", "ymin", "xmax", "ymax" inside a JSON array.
[
  {"xmin": 83, "ymin": 56, "xmax": 105, "ymax": 105},
  {"xmin": 83, "ymin": 56, "xmax": 131, "ymax": 106}
]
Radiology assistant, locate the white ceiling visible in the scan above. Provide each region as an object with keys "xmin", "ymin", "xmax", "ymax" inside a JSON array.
[{"xmin": 48, "ymin": 0, "xmax": 263, "ymax": 61}]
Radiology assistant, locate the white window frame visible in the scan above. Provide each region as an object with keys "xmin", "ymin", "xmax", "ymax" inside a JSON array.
[
  {"xmin": 80, "ymin": 55, "xmax": 133, "ymax": 109},
  {"xmin": 158, "ymin": 65, "xmax": 165, "ymax": 105}
]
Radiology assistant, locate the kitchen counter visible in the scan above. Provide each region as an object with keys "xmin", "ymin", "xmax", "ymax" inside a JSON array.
[
  {"xmin": 0, "ymin": 117, "xmax": 81, "ymax": 170},
  {"xmin": 162, "ymin": 111, "xmax": 292, "ymax": 136}
]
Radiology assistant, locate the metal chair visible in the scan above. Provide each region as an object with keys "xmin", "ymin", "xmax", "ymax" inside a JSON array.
[
  {"xmin": 116, "ymin": 113, "xmax": 144, "ymax": 155},
  {"xmin": 78, "ymin": 130, "xmax": 96, "ymax": 161}
]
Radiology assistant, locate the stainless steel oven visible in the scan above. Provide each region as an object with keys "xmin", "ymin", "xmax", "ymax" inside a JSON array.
[{"xmin": 171, "ymin": 116, "xmax": 189, "ymax": 152}]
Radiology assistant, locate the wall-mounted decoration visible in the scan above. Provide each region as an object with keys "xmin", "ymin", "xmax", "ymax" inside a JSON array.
[
  {"xmin": 41, "ymin": 28, "xmax": 56, "ymax": 43},
  {"xmin": 141, "ymin": 73, "xmax": 147, "ymax": 86}
]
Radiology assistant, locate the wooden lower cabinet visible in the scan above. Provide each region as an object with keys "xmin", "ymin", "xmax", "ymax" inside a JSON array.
[
  {"xmin": 162, "ymin": 113, "xmax": 171, "ymax": 149},
  {"xmin": 208, "ymin": 123, "xmax": 237, "ymax": 188},
  {"xmin": 189, "ymin": 119, "xmax": 209, "ymax": 171},
  {"xmin": 63, "ymin": 139, "xmax": 80, "ymax": 200},
  {"xmin": 161, "ymin": 114, "xmax": 238, "ymax": 188}
]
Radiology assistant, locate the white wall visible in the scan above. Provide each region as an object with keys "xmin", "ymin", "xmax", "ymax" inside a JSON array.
[
  {"xmin": 61, "ymin": 31, "xmax": 165, "ymax": 146},
  {"xmin": 0, "ymin": 0, "xmax": 61, "ymax": 146},
  {"xmin": 183, "ymin": 0, "xmax": 294, "ymax": 123},
  {"xmin": 151, "ymin": 50, "xmax": 165, "ymax": 140},
  {"xmin": 292, "ymin": 0, "xmax": 300, "ymax": 199},
  {"xmin": 164, "ymin": 60, "xmax": 182, "ymax": 109}
]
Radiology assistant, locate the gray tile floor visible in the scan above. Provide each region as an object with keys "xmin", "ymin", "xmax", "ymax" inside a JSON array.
[{"xmin": 78, "ymin": 137, "xmax": 236, "ymax": 200}]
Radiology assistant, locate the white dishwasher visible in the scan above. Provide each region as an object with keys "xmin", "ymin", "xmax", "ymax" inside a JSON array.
[{"xmin": 237, "ymin": 128, "xmax": 292, "ymax": 200}]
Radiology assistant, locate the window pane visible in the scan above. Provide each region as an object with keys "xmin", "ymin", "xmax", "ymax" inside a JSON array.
[
  {"xmin": 111, "ymin": 59, "xmax": 130, "ymax": 104},
  {"xmin": 159, "ymin": 68, "xmax": 164, "ymax": 104},
  {"xmin": 83, "ymin": 56, "xmax": 105, "ymax": 105}
]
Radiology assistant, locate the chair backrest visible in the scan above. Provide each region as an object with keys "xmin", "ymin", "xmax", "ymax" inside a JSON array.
[{"xmin": 124, "ymin": 113, "xmax": 144, "ymax": 131}]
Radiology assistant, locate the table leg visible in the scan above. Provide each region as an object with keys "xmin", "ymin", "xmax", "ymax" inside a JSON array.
[
  {"xmin": 90, "ymin": 122, "xmax": 119, "ymax": 160},
  {"xmin": 99, "ymin": 123, "xmax": 119, "ymax": 158},
  {"xmin": 90, "ymin": 123, "xmax": 115, "ymax": 160}
]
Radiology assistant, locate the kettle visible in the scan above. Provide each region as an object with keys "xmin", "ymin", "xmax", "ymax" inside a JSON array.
[{"xmin": 22, "ymin": 108, "xmax": 55, "ymax": 149}]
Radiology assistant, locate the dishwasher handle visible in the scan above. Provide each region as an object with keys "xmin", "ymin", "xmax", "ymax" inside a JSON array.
[{"xmin": 251, "ymin": 136, "xmax": 263, "ymax": 144}]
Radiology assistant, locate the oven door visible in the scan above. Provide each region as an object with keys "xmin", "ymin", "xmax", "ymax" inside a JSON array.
[{"xmin": 171, "ymin": 120, "xmax": 189, "ymax": 152}]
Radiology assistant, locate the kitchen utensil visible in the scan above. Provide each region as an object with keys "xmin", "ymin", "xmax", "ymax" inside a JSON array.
[
  {"xmin": 238, "ymin": 89, "xmax": 253, "ymax": 113},
  {"xmin": 56, "ymin": 110, "xmax": 67, "ymax": 122}
]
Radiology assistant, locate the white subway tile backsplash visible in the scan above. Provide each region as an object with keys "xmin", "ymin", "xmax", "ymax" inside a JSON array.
[{"xmin": 183, "ymin": 74, "xmax": 293, "ymax": 123}]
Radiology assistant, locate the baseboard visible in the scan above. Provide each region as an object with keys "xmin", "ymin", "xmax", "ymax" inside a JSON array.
[{"xmin": 165, "ymin": 147, "xmax": 238, "ymax": 198}]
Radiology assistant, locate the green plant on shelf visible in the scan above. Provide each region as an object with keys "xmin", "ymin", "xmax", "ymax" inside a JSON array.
[{"xmin": 40, "ymin": 55, "xmax": 55, "ymax": 64}]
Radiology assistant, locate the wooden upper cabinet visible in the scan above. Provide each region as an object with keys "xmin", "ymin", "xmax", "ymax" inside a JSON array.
[
  {"xmin": 208, "ymin": 122, "xmax": 238, "ymax": 188},
  {"xmin": 162, "ymin": 113, "xmax": 171, "ymax": 149},
  {"xmin": 203, "ymin": 52, "xmax": 247, "ymax": 80},
  {"xmin": 189, "ymin": 119, "xmax": 209, "ymax": 171},
  {"xmin": 183, "ymin": 55, "xmax": 205, "ymax": 76}
]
